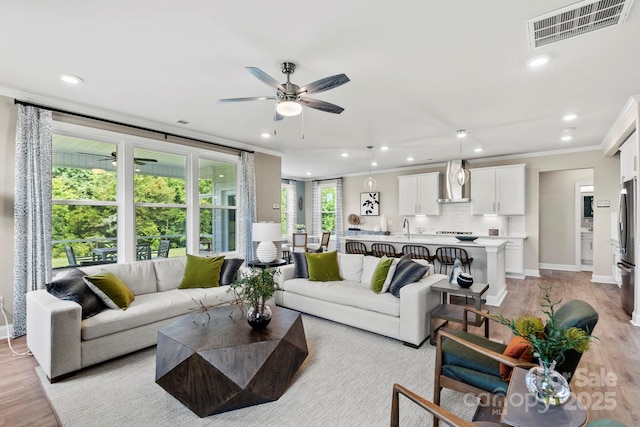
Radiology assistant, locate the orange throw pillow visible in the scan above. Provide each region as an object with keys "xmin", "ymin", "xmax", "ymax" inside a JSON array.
[{"xmin": 500, "ymin": 336, "xmax": 533, "ymax": 381}]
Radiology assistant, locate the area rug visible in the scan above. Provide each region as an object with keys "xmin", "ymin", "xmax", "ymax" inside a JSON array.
[{"xmin": 37, "ymin": 315, "xmax": 477, "ymax": 426}]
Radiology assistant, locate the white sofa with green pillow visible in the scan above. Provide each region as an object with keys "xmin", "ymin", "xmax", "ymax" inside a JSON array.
[
  {"xmin": 26, "ymin": 255, "xmax": 242, "ymax": 382},
  {"xmin": 274, "ymin": 252, "xmax": 448, "ymax": 347}
]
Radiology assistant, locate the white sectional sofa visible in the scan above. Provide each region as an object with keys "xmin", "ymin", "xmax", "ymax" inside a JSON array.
[
  {"xmin": 27, "ymin": 256, "xmax": 240, "ymax": 382},
  {"xmin": 275, "ymin": 253, "xmax": 448, "ymax": 347}
]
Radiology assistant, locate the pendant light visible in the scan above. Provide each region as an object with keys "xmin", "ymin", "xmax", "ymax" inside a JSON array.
[
  {"xmin": 453, "ymin": 130, "xmax": 470, "ymax": 186},
  {"xmin": 363, "ymin": 146, "xmax": 377, "ymax": 191}
]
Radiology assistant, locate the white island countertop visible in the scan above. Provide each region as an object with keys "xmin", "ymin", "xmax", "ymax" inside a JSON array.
[{"xmin": 344, "ymin": 234, "xmax": 508, "ymax": 250}]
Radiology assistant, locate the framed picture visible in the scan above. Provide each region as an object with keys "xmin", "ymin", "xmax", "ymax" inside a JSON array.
[{"xmin": 360, "ymin": 192, "xmax": 380, "ymax": 216}]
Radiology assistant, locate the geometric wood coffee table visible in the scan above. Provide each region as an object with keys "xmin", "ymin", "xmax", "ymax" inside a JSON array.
[{"xmin": 155, "ymin": 305, "xmax": 308, "ymax": 417}]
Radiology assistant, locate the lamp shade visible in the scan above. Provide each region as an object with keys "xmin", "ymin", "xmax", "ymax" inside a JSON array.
[{"xmin": 252, "ymin": 222, "xmax": 282, "ymax": 242}]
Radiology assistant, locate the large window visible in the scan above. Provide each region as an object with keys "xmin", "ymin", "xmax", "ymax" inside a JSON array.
[
  {"xmin": 52, "ymin": 135, "xmax": 118, "ymax": 268},
  {"xmin": 134, "ymin": 148, "xmax": 187, "ymax": 257},
  {"xmin": 52, "ymin": 124, "xmax": 239, "ymax": 268},
  {"xmin": 320, "ymin": 184, "xmax": 337, "ymax": 232},
  {"xmin": 199, "ymin": 159, "xmax": 236, "ymax": 253},
  {"xmin": 281, "ymin": 182, "xmax": 296, "ymax": 237}
]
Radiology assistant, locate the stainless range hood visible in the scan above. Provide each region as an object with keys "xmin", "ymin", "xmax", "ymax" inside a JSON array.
[{"xmin": 438, "ymin": 160, "xmax": 471, "ymax": 203}]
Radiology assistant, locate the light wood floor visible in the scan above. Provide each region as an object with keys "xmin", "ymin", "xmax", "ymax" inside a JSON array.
[{"xmin": 0, "ymin": 270, "xmax": 638, "ymax": 426}]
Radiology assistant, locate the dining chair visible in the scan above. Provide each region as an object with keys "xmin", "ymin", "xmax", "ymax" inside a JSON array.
[
  {"xmin": 156, "ymin": 239, "xmax": 170, "ymax": 258},
  {"xmin": 345, "ymin": 241, "xmax": 368, "ymax": 255},
  {"xmin": 136, "ymin": 243, "xmax": 152, "ymax": 260},
  {"xmin": 308, "ymin": 231, "xmax": 331, "ymax": 253},
  {"xmin": 434, "ymin": 247, "xmax": 473, "ymax": 274},
  {"xmin": 401, "ymin": 244, "xmax": 432, "ymax": 261},
  {"xmin": 371, "ymin": 243, "xmax": 397, "ymax": 258},
  {"xmin": 291, "ymin": 233, "xmax": 308, "ymax": 253}
]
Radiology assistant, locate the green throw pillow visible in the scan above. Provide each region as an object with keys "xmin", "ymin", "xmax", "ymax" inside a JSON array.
[
  {"xmin": 83, "ymin": 271, "xmax": 135, "ymax": 310},
  {"xmin": 371, "ymin": 256, "xmax": 394, "ymax": 294},
  {"xmin": 179, "ymin": 254, "xmax": 225, "ymax": 289},
  {"xmin": 305, "ymin": 251, "xmax": 342, "ymax": 282}
]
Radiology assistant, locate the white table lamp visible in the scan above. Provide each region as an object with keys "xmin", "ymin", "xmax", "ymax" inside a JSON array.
[{"xmin": 252, "ymin": 222, "xmax": 282, "ymax": 263}]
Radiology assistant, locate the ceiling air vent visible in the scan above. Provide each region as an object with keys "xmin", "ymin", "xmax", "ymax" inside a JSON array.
[{"xmin": 526, "ymin": 0, "xmax": 634, "ymax": 49}]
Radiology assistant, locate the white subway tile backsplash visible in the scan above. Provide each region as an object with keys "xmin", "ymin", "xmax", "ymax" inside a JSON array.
[{"xmin": 408, "ymin": 202, "xmax": 519, "ymax": 236}]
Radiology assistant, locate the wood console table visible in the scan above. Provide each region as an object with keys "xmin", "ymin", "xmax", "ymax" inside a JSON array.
[{"xmin": 429, "ymin": 279, "xmax": 489, "ymax": 345}]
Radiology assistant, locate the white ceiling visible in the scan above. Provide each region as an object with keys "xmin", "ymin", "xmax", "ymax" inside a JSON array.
[{"xmin": 1, "ymin": 1, "xmax": 639, "ymax": 179}]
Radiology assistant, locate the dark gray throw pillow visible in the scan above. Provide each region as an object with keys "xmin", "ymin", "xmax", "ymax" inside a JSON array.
[
  {"xmin": 388, "ymin": 255, "xmax": 429, "ymax": 298},
  {"xmin": 292, "ymin": 252, "xmax": 309, "ymax": 278},
  {"xmin": 219, "ymin": 258, "xmax": 244, "ymax": 285},
  {"xmin": 46, "ymin": 268, "xmax": 105, "ymax": 319}
]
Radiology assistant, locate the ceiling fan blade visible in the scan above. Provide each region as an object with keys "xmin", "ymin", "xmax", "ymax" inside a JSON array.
[
  {"xmin": 134, "ymin": 158, "xmax": 158, "ymax": 163},
  {"xmin": 78, "ymin": 152, "xmax": 113, "ymax": 161},
  {"xmin": 297, "ymin": 74, "xmax": 350, "ymax": 95},
  {"xmin": 299, "ymin": 98, "xmax": 345, "ymax": 114},
  {"xmin": 246, "ymin": 67, "xmax": 286, "ymax": 92},
  {"xmin": 219, "ymin": 96, "xmax": 277, "ymax": 103}
]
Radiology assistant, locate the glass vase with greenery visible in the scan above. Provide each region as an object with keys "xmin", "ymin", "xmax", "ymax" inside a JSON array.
[{"xmin": 230, "ymin": 267, "xmax": 281, "ymax": 328}]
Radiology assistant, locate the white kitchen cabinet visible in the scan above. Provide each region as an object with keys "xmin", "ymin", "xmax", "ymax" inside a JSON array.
[
  {"xmin": 505, "ymin": 238, "xmax": 524, "ymax": 277},
  {"xmin": 581, "ymin": 232, "xmax": 593, "ymax": 265},
  {"xmin": 620, "ymin": 134, "xmax": 638, "ymax": 182},
  {"xmin": 470, "ymin": 164, "xmax": 526, "ymax": 215},
  {"xmin": 398, "ymin": 172, "xmax": 440, "ymax": 216}
]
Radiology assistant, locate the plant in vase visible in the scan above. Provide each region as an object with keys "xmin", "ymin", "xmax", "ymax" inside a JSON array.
[
  {"xmin": 229, "ymin": 266, "xmax": 281, "ymax": 329},
  {"xmin": 496, "ymin": 286, "xmax": 597, "ymax": 406}
]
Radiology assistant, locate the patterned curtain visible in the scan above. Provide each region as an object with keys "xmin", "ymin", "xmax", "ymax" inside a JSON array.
[
  {"xmin": 335, "ymin": 178, "xmax": 343, "ymax": 252},
  {"xmin": 311, "ymin": 180, "xmax": 319, "ymax": 236},
  {"xmin": 13, "ymin": 105, "xmax": 53, "ymax": 337},
  {"xmin": 238, "ymin": 152, "xmax": 257, "ymax": 263}
]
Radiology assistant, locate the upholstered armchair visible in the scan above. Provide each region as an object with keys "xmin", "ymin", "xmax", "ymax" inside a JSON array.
[{"xmin": 433, "ymin": 300, "xmax": 598, "ymax": 427}]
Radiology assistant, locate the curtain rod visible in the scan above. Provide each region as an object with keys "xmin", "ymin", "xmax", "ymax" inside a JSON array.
[
  {"xmin": 14, "ymin": 99, "xmax": 253, "ymax": 154},
  {"xmin": 312, "ymin": 177, "xmax": 342, "ymax": 182}
]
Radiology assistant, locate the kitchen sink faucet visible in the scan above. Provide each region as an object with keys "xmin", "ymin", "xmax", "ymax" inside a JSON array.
[{"xmin": 403, "ymin": 218, "xmax": 410, "ymax": 240}]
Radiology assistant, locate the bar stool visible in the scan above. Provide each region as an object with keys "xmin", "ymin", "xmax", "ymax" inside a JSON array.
[
  {"xmin": 371, "ymin": 243, "xmax": 397, "ymax": 258},
  {"xmin": 346, "ymin": 241, "xmax": 368, "ymax": 255},
  {"xmin": 434, "ymin": 247, "xmax": 473, "ymax": 275},
  {"xmin": 401, "ymin": 245, "xmax": 432, "ymax": 261}
]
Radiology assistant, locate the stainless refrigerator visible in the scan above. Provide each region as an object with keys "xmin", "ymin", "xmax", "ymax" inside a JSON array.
[{"xmin": 618, "ymin": 178, "xmax": 635, "ymax": 316}]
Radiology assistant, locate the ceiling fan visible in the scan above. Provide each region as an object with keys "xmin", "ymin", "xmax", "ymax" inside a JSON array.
[
  {"xmin": 219, "ymin": 62, "xmax": 350, "ymax": 118},
  {"xmin": 79, "ymin": 151, "xmax": 158, "ymax": 166}
]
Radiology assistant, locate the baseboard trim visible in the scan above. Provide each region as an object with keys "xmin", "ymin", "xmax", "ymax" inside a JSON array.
[
  {"xmin": 0, "ymin": 323, "xmax": 13, "ymax": 340},
  {"xmin": 591, "ymin": 275, "xmax": 616, "ymax": 284},
  {"xmin": 485, "ymin": 287, "xmax": 507, "ymax": 307},
  {"xmin": 525, "ymin": 269, "xmax": 540, "ymax": 278},
  {"xmin": 506, "ymin": 273, "xmax": 526, "ymax": 280},
  {"xmin": 538, "ymin": 263, "xmax": 580, "ymax": 272}
]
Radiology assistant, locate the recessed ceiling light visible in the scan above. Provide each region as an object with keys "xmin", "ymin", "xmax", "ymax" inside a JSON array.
[
  {"xmin": 563, "ymin": 113, "xmax": 578, "ymax": 121},
  {"xmin": 371, "ymin": 161, "xmax": 378, "ymax": 167},
  {"xmin": 219, "ymin": 174, "xmax": 224, "ymax": 178},
  {"xmin": 261, "ymin": 132, "xmax": 271, "ymax": 138},
  {"xmin": 341, "ymin": 153, "xmax": 349, "ymax": 157},
  {"xmin": 407, "ymin": 157, "xmax": 414, "ymax": 161},
  {"xmin": 474, "ymin": 148, "xmax": 483, "ymax": 153},
  {"xmin": 561, "ymin": 135, "xmax": 573, "ymax": 142},
  {"xmin": 527, "ymin": 55, "xmax": 550, "ymax": 68},
  {"xmin": 306, "ymin": 172, "xmax": 311, "ymax": 176},
  {"xmin": 59, "ymin": 74, "xmax": 84, "ymax": 85},
  {"xmin": 380, "ymin": 146, "xmax": 389, "ymax": 151}
]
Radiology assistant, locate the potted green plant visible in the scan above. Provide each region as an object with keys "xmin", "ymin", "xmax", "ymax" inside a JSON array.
[
  {"xmin": 295, "ymin": 224, "xmax": 306, "ymax": 233},
  {"xmin": 496, "ymin": 286, "xmax": 597, "ymax": 405},
  {"xmin": 230, "ymin": 267, "xmax": 281, "ymax": 329}
]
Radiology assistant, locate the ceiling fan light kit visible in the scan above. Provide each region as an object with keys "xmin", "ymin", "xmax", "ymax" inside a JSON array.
[
  {"xmin": 276, "ymin": 100, "xmax": 302, "ymax": 116},
  {"xmin": 219, "ymin": 62, "xmax": 349, "ymax": 126}
]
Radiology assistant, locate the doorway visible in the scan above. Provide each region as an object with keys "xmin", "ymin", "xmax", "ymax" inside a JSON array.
[{"xmin": 575, "ymin": 182, "xmax": 594, "ymax": 271}]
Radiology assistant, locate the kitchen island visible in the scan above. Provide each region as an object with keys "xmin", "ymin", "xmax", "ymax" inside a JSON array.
[{"xmin": 343, "ymin": 234, "xmax": 507, "ymax": 306}]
